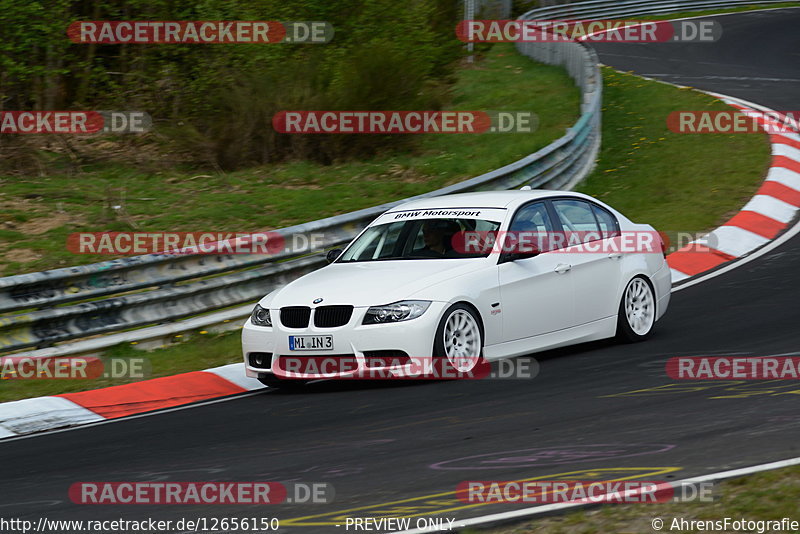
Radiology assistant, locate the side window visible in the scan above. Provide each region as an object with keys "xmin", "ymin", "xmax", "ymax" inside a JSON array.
[
  {"xmin": 552, "ymin": 199, "xmax": 601, "ymax": 245},
  {"xmin": 591, "ymin": 204, "xmax": 620, "ymax": 238},
  {"xmin": 409, "ymin": 220, "xmax": 426, "ymax": 252},
  {"xmin": 510, "ymin": 202, "xmax": 553, "ymax": 232},
  {"xmin": 508, "ymin": 202, "xmax": 554, "ymax": 251}
]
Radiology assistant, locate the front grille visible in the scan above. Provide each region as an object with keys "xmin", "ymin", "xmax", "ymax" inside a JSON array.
[
  {"xmin": 364, "ymin": 350, "xmax": 410, "ymax": 367},
  {"xmin": 280, "ymin": 306, "xmax": 311, "ymax": 328},
  {"xmin": 274, "ymin": 354, "xmax": 358, "ymax": 374},
  {"xmin": 314, "ymin": 305, "xmax": 354, "ymax": 328}
]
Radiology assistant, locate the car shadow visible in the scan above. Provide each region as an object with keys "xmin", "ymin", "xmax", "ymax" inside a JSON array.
[{"xmin": 265, "ymin": 337, "xmax": 624, "ymax": 395}]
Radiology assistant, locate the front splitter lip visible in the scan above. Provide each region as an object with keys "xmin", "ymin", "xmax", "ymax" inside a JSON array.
[
  {"xmin": 253, "ymin": 353, "xmax": 489, "ymax": 381},
  {"xmin": 266, "ymin": 356, "xmax": 441, "ymax": 380}
]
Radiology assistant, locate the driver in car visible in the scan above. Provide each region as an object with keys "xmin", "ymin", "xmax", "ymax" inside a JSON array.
[{"xmin": 413, "ymin": 220, "xmax": 461, "ymax": 258}]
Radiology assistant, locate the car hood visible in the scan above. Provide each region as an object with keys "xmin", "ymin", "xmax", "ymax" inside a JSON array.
[{"xmin": 268, "ymin": 260, "xmax": 484, "ymax": 308}]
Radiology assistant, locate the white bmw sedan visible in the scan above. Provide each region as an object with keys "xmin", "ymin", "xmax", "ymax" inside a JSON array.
[{"xmin": 242, "ymin": 190, "xmax": 671, "ymax": 387}]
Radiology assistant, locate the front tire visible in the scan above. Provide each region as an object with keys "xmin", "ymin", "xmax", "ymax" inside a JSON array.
[
  {"xmin": 433, "ymin": 303, "xmax": 484, "ymax": 373},
  {"xmin": 616, "ymin": 276, "xmax": 656, "ymax": 342}
]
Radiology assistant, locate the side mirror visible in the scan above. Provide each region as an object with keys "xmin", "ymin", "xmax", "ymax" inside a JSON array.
[
  {"xmin": 499, "ymin": 232, "xmax": 540, "ymax": 263},
  {"xmin": 326, "ymin": 248, "xmax": 343, "ymax": 264},
  {"xmin": 503, "ymin": 249, "xmax": 540, "ymax": 263}
]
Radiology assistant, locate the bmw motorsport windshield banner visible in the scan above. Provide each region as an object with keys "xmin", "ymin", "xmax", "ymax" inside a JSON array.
[{"xmin": 375, "ymin": 208, "xmax": 508, "ymax": 224}]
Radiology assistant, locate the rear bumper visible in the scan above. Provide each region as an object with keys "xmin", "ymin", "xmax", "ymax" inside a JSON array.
[{"xmin": 653, "ymin": 261, "xmax": 671, "ymax": 320}]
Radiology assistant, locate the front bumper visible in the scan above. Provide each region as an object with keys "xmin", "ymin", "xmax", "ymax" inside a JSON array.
[{"xmin": 242, "ymin": 302, "xmax": 446, "ymax": 379}]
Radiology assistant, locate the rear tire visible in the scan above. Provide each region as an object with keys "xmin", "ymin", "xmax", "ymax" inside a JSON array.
[{"xmin": 616, "ymin": 276, "xmax": 656, "ymax": 343}]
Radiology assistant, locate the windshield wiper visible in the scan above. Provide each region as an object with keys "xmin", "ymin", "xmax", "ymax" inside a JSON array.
[
  {"xmin": 377, "ymin": 255, "xmax": 438, "ymax": 260},
  {"xmin": 341, "ymin": 255, "xmax": 440, "ymax": 262}
]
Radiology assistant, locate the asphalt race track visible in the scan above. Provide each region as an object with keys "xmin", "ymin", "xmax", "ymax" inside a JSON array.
[{"xmin": 2, "ymin": 9, "xmax": 799, "ymax": 532}]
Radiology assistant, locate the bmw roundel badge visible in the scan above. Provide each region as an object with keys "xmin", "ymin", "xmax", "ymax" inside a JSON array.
[{"xmin": 313, "ymin": 298, "xmax": 323, "ymax": 304}]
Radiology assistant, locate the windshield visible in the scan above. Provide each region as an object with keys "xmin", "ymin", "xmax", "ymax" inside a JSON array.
[{"xmin": 338, "ymin": 218, "xmax": 501, "ymax": 262}]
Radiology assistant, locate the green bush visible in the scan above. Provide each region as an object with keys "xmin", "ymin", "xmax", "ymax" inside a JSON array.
[{"xmin": 0, "ymin": 0, "xmax": 463, "ymax": 169}]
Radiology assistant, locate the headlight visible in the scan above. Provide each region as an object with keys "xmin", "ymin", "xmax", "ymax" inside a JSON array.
[
  {"xmin": 251, "ymin": 304, "xmax": 272, "ymax": 327},
  {"xmin": 363, "ymin": 300, "xmax": 430, "ymax": 325}
]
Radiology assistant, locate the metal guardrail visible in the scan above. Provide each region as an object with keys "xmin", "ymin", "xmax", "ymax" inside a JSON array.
[
  {"xmin": 0, "ymin": 38, "xmax": 602, "ymax": 355},
  {"xmin": 520, "ymin": 0, "xmax": 791, "ymax": 20}
]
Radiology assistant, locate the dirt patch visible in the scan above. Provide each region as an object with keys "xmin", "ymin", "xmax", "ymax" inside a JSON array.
[
  {"xmin": 17, "ymin": 212, "xmax": 77, "ymax": 235},
  {"xmin": 0, "ymin": 198, "xmax": 46, "ymax": 215},
  {"xmin": 364, "ymin": 163, "xmax": 435, "ymax": 184},
  {"xmin": 4, "ymin": 248, "xmax": 42, "ymax": 263},
  {"xmin": 0, "ymin": 196, "xmax": 88, "ymax": 236},
  {"xmin": 0, "ymin": 132, "xmax": 201, "ymax": 177},
  {"xmin": 271, "ymin": 183, "xmax": 323, "ymax": 190}
]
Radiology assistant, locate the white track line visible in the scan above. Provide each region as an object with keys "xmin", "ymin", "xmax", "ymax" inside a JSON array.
[{"xmin": 396, "ymin": 456, "xmax": 800, "ymax": 533}]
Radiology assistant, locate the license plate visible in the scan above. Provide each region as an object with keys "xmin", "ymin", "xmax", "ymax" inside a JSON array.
[{"xmin": 289, "ymin": 335, "xmax": 333, "ymax": 351}]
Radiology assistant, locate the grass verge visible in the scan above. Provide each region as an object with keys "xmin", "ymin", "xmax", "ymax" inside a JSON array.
[{"xmin": 477, "ymin": 465, "xmax": 800, "ymax": 534}]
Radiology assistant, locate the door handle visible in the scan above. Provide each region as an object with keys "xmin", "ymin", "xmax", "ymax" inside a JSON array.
[
  {"xmin": 608, "ymin": 252, "xmax": 623, "ymax": 260},
  {"xmin": 554, "ymin": 263, "xmax": 572, "ymax": 274}
]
